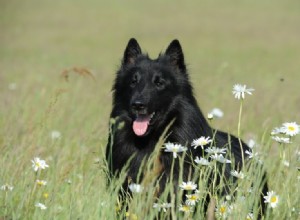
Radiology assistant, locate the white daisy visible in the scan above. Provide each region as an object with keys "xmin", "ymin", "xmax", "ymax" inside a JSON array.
[
  {"xmin": 245, "ymin": 149, "xmax": 259, "ymax": 159},
  {"xmin": 246, "ymin": 213, "xmax": 254, "ymax": 220},
  {"xmin": 210, "ymin": 154, "xmax": 231, "ymax": 164},
  {"xmin": 185, "ymin": 193, "xmax": 200, "ymax": 206},
  {"xmin": 209, "ymin": 108, "xmax": 224, "ymax": 118},
  {"xmin": 153, "ymin": 202, "xmax": 172, "ymax": 212},
  {"xmin": 271, "ymin": 136, "xmax": 291, "ymax": 144},
  {"xmin": 179, "ymin": 204, "xmax": 193, "ymax": 213},
  {"xmin": 247, "ymin": 139, "xmax": 256, "ymax": 149},
  {"xmin": 207, "ymin": 113, "xmax": 214, "ymax": 120},
  {"xmin": 31, "ymin": 157, "xmax": 49, "ymax": 172},
  {"xmin": 232, "ymin": 84, "xmax": 254, "ymax": 100},
  {"xmin": 51, "ymin": 130, "xmax": 61, "ymax": 140},
  {"xmin": 128, "ymin": 183, "xmax": 143, "ymax": 193},
  {"xmin": 230, "ymin": 170, "xmax": 245, "ymax": 179},
  {"xmin": 194, "ymin": 156, "xmax": 211, "ymax": 166},
  {"xmin": 36, "ymin": 180, "xmax": 47, "ymax": 186},
  {"xmin": 179, "ymin": 181, "xmax": 197, "ymax": 191},
  {"xmin": 264, "ymin": 191, "xmax": 279, "ymax": 208},
  {"xmin": 191, "ymin": 136, "xmax": 212, "ymax": 149},
  {"xmin": 164, "ymin": 142, "xmax": 187, "ymax": 158},
  {"xmin": 271, "ymin": 127, "xmax": 285, "ymax": 136},
  {"xmin": 35, "ymin": 202, "xmax": 47, "ymax": 210},
  {"xmin": 215, "ymin": 201, "xmax": 233, "ymax": 219},
  {"xmin": 281, "ymin": 122, "xmax": 300, "ymax": 136},
  {"xmin": 205, "ymin": 147, "xmax": 227, "ymax": 155},
  {"xmin": 1, "ymin": 183, "xmax": 13, "ymax": 191},
  {"xmin": 282, "ymin": 160, "xmax": 290, "ymax": 167}
]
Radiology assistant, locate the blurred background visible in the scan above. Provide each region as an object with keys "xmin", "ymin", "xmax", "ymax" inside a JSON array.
[{"xmin": 1, "ymin": 0, "xmax": 300, "ymax": 148}]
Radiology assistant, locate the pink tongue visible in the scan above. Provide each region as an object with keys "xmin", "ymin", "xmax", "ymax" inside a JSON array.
[{"xmin": 133, "ymin": 116, "xmax": 150, "ymax": 136}]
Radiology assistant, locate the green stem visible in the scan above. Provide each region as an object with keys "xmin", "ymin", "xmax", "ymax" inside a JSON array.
[
  {"xmin": 237, "ymin": 100, "xmax": 245, "ymax": 167},
  {"xmin": 212, "ymin": 161, "xmax": 217, "ymax": 196}
]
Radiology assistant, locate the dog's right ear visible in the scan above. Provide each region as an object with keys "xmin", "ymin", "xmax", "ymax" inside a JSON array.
[{"xmin": 122, "ymin": 38, "xmax": 142, "ymax": 65}]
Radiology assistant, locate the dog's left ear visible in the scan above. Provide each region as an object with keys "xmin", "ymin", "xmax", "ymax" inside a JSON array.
[{"xmin": 165, "ymin": 39, "xmax": 185, "ymax": 71}]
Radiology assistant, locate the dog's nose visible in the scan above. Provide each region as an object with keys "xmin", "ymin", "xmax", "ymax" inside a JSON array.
[{"xmin": 132, "ymin": 101, "xmax": 145, "ymax": 111}]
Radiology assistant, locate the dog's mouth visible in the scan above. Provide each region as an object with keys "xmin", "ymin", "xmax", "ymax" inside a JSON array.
[{"xmin": 132, "ymin": 112, "xmax": 155, "ymax": 136}]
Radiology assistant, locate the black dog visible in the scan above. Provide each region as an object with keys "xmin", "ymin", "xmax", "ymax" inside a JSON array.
[{"xmin": 106, "ymin": 38, "xmax": 267, "ymax": 216}]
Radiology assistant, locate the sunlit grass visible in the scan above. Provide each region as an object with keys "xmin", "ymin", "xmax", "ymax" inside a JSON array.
[{"xmin": 1, "ymin": 0, "xmax": 300, "ymax": 219}]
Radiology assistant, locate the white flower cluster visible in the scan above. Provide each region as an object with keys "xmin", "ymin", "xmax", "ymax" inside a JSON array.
[{"xmin": 271, "ymin": 122, "xmax": 299, "ymax": 144}]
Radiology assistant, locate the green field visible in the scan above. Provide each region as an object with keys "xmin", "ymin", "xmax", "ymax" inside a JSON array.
[{"xmin": 1, "ymin": 0, "xmax": 300, "ymax": 219}]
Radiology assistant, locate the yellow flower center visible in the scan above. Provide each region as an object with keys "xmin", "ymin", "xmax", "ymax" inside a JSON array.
[
  {"xmin": 43, "ymin": 193, "xmax": 49, "ymax": 199},
  {"xmin": 271, "ymin": 196, "xmax": 277, "ymax": 203},
  {"xmin": 190, "ymin": 195, "xmax": 197, "ymax": 201},
  {"xmin": 220, "ymin": 206, "xmax": 226, "ymax": 214},
  {"xmin": 185, "ymin": 186, "xmax": 193, "ymax": 190},
  {"xmin": 182, "ymin": 205, "xmax": 190, "ymax": 212},
  {"xmin": 288, "ymin": 126, "xmax": 295, "ymax": 131}
]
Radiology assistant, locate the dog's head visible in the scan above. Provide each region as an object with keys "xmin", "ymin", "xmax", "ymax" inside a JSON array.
[{"xmin": 113, "ymin": 38, "xmax": 192, "ymax": 137}]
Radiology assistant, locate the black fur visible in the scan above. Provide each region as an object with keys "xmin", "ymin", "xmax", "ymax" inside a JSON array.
[{"xmin": 106, "ymin": 38, "xmax": 267, "ymax": 216}]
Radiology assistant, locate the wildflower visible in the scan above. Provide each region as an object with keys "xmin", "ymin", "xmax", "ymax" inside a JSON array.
[
  {"xmin": 247, "ymin": 139, "xmax": 256, "ymax": 148},
  {"xmin": 179, "ymin": 204, "xmax": 193, "ymax": 213},
  {"xmin": 264, "ymin": 191, "xmax": 279, "ymax": 208},
  {"xmin": 232, "ymin": 84, "xmax": 254, "ymax": 100},
  {"xmin": 35, "ymin": 202, "xmax": 47, "ymax": 210},
  {"xmin": 225, "ymin": 195, "xmax": 231, "ymax": 201},
  {"xmin": 186, "ymin": 193, "xmax": 200, "ymax": 206},
  {"xmin": 164, "ymin": 142, "xmax": 187, "ymax": 158},
  {"xmin": 230, "ymin": 170, "xmax": 245, "ymax": 179},
  {"xmin": 209, "ymin": 108, "xmax": 224, "ymax": 118},
  {"xmin": 153, "ymin": 202, "xmax": 172, "ymax": 212},
  {"xmin": 43, "ymin": 192, "xmax": 49, "ymax": 199},
  {"xmin": 245, "ymin": 149, "xmax": 259, "ymax": 159},
  {"xmin": 205, "ymin": 147, "xmax": 227, "ymax": 155},
  {"xmin": 215, "ymin": 201, "xmax": 232, "ymax": 219},
  {"xmin": 207, "ymin": 113, "xmax": 214, "ymax": 120},
  {"xmin": 194, "ymin": 156, "xmax": 210, "ymax": 166},
  {"xmin": 246, "ymin": 213, "xmax": 254, "ymax": 220},
  {"xmin": 128, "ymin": 183, "xmax": 143, "ymax": 193},
  {"xmin": 36, "ymin": 180, "xmax": 47, "ymax": 186},
  {"xmin": 31, "ymin": 157, "xmax": 49, "ymax": 172},
  {"xmin": 271, "ymin": 136, "xmax": 291, "ymax": 144},
  {"xmin": 1, "ymin": 183, "xmax": 13, "ymax": 191},
  {"xmin": 125, "ymin": 212, "xmax": 138, "ymax": 220},
  {"xmin": 281, "ymin": 122, "xmax": 300, "ymax": 136},
  {"xmin": 210, "ymin": 154, "xmax": 231, "ymax": 164},
  {"xmin": 51, "ymin": 130, "xmax": 61, "ymax": 140},
  {"xmin": 179, "ymin": 181, "xmax": 197, "ymax": 191},
  {"xmin": 271, "ymin": 127, "xmax": 285, "ymax": 135},
  {"xmin": 282, "ymin": 160, "xmax": 290, "ymax": 167},
  {"xmin": 191, "ymin": 136, "xmax": 212, "ymax": 149}
]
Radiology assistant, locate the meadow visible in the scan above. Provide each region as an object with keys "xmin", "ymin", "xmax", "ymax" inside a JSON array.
[{"xmin": 0, "ymin": 0, "xmax": 300, "ymax": 219}]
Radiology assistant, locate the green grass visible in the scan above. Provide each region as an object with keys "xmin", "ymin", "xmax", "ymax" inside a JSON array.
[{"xmin": 1, "ymin": 0, "xmax": 300, "ymax": 219}]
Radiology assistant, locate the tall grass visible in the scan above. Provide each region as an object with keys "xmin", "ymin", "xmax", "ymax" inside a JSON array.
[
  {"xmin": 1, "ymin": 0, "xmax": 300, "ymax": 219},
  {"xmin": 1, "ymin": 79, "xmax": 299, "ymax": 219}
]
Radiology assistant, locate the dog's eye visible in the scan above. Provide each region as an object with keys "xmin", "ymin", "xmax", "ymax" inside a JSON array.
[
  {"xmin": 154, "ymin": 76, "xmax": 165, "ymax": 89},
  {"xmin": 130, "ymin": 74, "xmax": 139, "ymax": 87}
]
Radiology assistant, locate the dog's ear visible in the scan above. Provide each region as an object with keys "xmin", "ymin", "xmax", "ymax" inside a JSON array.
[
  {"xmin": 165, "ymin": 39, "xmax": 185, "ymax": 71},
  {"xmin": 123, "ymin": 38, "xmax": 142, "ymax": 65}
]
